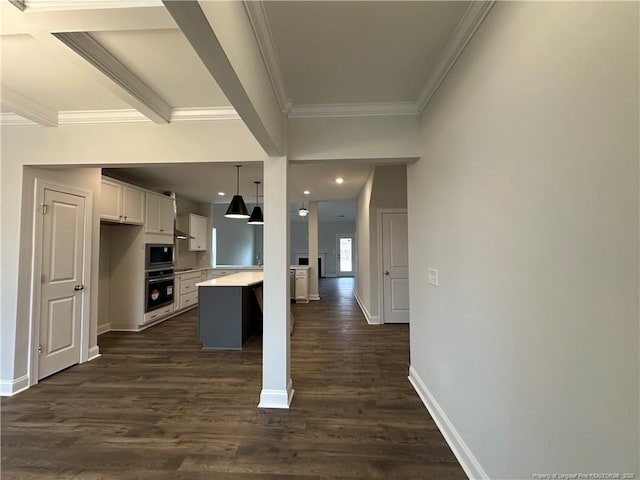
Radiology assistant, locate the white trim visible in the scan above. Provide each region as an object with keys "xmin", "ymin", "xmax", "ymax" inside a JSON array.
[
  {"xmin": 408, "ymin": 366, "xmax": 489, "ymax": 480},
  {"xmin": 97, "ymin": 323, "xmax": 111, "ymax": 335},
  {"xmin": 87, "ymin": 346, "xmax": 101, "ymax": 361},
  {"xmin": 1, "ymin": 86, "xmax": 58, "ymax": 126},
  {"xmin": 243, "ymin": 0, "xmax": 292, "ymax": 113},
  {"xmin": 171, "ymin": 107, "xmax": 240, "ymax": 122},
  {"xmin": 354, "ymin": 289, "xmax": 381, "ymax": 325},
  {"xmin": 29, "ymin": 180, "xmax": 93, "ymax": 387},
  {"xmin": 258, "ymin": 378, "xmax": 294, "ymax": 409},
  {"xmin": 416, "ymin": 1, "xmax": 495, "ymax": 113},
  {"xmin": 1, "ymin": 108, "xmax": 240, "ymax": 126},
  {"xmin": 53, "ymin": 32, "xmax": 171, "ymax": 124},
  {"xmin": 309, "ymin": 294, "xmax": 320, "ymax": 301},
  {"xmin": 25, "ymin": 0, "xmax": 162, "ymax": 12},
  {"xmin": 0, "ymin": 375, "xmax": 30, "ymax": 397},
  {"xmin": 289, "ymin": 102, "xmax": 419, "ymax": 119}
]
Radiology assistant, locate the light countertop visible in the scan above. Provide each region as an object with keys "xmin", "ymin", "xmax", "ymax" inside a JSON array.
[
  {"xmin": 196, "ymin": 271, "xmax": 264, "ymax": 287},
  {"xmin": 175, "ymin": 266, "xmax": 263, "ymax": 273},
  {"xmin": 290, "ymin": 265, "xmax": 311, "ymax": 270}
]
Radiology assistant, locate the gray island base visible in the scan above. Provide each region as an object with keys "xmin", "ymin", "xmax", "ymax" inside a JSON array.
[{"xmin": 196, "ymin": 272, "xmax": 264, "ymax": 349}]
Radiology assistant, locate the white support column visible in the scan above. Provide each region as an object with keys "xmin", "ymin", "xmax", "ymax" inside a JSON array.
[
  {"xmin": 259, "ymin": 156, "xmax": 293, "ymax": 409},
  {"xmin": 308, "ymin": 201, "xmax": 320, "ymax": 301}
]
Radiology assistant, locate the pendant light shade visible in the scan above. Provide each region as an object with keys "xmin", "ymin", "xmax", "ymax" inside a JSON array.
[
  {"xmin": 225, "ymin": 165, "xmax": 250, "ymax": 218},
  {"xmin": 298, "ymin": 202, "xmax": 308, "ymax": 217},
  {"xmin": 248, "ymin": 181, "xmax": 264, "ymax": 225}
]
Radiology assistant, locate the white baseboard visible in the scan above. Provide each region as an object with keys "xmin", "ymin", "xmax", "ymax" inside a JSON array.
[
  {"xmin": 309, "ymin": 294, "xmax": 320, "ymax": 301},
  {"xmin": 0, "ymin": 375, "xmax": 29, "ymax": 397},
  {"xmin": 408, "ymin": 366, "xmax": 488, "ymax": 480},
  {"xmin": 87, "ymin": 346, "xmax": 101, "ymax": 361},
  {"xmin": 258, "ymin": 378, "xmax": 294, "ymax": 409},
  {"xmin": 354, "ymin": 289, "xmax": 381, "ymax": 325},
  {"xmin": 97, "ymin": 323, "xmax": 111, "ymax": 335}
]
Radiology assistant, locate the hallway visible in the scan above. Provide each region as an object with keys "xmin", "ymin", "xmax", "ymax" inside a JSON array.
[{"xmin": 1, "ymin": 278, "xmax": 465, "ymax": 479}]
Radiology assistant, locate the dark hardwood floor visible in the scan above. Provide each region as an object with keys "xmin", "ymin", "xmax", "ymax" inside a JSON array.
[{"xmin": 1, "ymin": 277, "xmax": 465, "ymax": 479}]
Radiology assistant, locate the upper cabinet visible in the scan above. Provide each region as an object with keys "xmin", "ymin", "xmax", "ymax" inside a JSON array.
[
  {"xmin": 145, "ymin": 192, "xmax": 174, "ymax": 236},
  {"xmin": 189, "ymin": 214, "xmax": 208, "ymax": 251},
  {"xmin": 100, "ymin": 178, "xmax": 144, "ymax": 225}
]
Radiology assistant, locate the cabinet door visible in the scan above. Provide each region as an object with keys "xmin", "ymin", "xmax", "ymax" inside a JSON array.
[
  {"xmin": 189, "ymin": 214, "xmax": 208, "ymax": 251},
  {"xmin": 158, "ymin": 195, "xmax": 174, "ymax": 236},
  {"xmin": 100, "ymin": 179, "xmax": 122, "ymax": 222},
  {"xmin": 122, "ymin": 186, "xmax": 145, "ymax": 225},
  {"xmin": 295, "ymin": 271, "xmax": 309, "ymax": 302},
  {"xmin": 145, "ymin": 193, "xmax": 161, "ymax": 233}
]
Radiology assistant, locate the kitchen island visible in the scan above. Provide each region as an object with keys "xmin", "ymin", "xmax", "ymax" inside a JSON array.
[{"xmin": 196, "ymin": 272, "xmax": 263, "ymax": 349}]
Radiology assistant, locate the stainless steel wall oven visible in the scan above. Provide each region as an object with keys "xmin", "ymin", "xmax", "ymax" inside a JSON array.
[{"xmin": 145, "ymin": 269, "xmax": 174, "ymax": 312}]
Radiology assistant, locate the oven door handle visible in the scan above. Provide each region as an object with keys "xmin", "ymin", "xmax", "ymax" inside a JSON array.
[{"xmin": 147, "ymin": 276, "xmax": 175, "ymax": 284}]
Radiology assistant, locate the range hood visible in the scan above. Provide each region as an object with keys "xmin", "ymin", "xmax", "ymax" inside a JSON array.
[{"xmin": 166, "ymin": 191, "xmax": 194, "ymax": 240}]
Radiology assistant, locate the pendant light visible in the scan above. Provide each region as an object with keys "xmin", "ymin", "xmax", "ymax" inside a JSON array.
[
  {"xmin": 225, "ymin": 165, "xmax": 249, "ymax": 218},
  {"xmin": 298, "ymin": 201, "xmax": 308, "ymax": 217},
  {"xmin": 248, "ymin": 181, "xmax": 264, "ymax": 225}
]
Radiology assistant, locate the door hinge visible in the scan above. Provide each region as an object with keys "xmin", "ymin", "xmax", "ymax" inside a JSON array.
[
  {"xmin": 38, "ymin": 345, "xmax": 43, "ymax": 355},
  {"xmin": 42, "ymin": 204, "xmax": 48, "ymax": 215}
]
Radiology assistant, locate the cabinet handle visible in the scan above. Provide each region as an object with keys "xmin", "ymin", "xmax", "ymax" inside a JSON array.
[{"xmin": 124, "ymin": 216, "xmax": 127, "ymax": 220}]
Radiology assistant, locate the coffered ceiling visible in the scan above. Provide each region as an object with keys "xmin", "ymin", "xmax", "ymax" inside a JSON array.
[{"xmin": 1, "ymin": 0, "xmax": 490, "ymax": 203}]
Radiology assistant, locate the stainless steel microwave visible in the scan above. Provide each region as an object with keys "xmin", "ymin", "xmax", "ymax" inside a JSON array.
[{"xmin": 145, "ymin": 243, "xmax": 174, "ymax": 271}]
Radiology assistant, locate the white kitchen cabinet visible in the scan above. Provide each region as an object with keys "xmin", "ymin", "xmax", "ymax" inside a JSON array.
[
  {"xmin": 189, "ymin": 214, "xmax": 208, "ymax": 251},
  {"xmin": 294, "ymin": 268, "xmax": 309, "ymax": 303},
  {"xmin": 145, "ymin": 192, "xmax": 174, "ymax": 235},
  {"xmin": 100, "ymin": 178, "xmax": 144, "ymax": 225},
  {"xmin": 175, "ymin": 270, "xmax": 202, "ymax": 312}
]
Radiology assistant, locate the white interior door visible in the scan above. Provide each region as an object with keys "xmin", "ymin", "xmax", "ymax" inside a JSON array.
[
  {"xmin": 38, "ymin": 188, "xmax": 86, "ymax": 379},
  {"xmin": 337, "ymin": 234, "xmax": 354, "ymax": 277},
  {"xmin": 382, "ymin": 212, "xmax": 409, "ymax": 323}
]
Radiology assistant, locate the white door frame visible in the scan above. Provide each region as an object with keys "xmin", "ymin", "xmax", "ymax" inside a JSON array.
[
  {"xmin": 336, "ymin": 234, "xmax": 354, "ymax": 277},
  {"xmin": 29, "ymin": 179, "xmax": 93, "ymax": 387},
  {"xmin": 376, "ymin": 208, "xmax": 408, "ymax": 323}
]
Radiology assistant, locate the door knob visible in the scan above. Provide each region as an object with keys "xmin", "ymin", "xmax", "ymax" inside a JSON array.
[
  {"xmin": 74, "ymin": 284, "xmax": 84, "ymax": 291},
  {"xmin": 384, "ymin": 271, "xmax": 390, "ymax": 276}
]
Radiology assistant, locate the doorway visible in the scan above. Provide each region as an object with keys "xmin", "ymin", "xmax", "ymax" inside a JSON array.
[
  {"xmin": 31, "ymin": 181, "xmax": 92, "ymax": 383},
  {"xmin": 381, "ymin": 211, "xmax": 409, "ymax": 323},
  {"xmin": 337, "ymin": 234, "xmax": 354, "ymax": 277}
]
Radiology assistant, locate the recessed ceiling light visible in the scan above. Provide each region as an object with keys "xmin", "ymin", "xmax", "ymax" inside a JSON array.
[
  {"xmin": 218, "ymin": 192, "xmax": 225, "ymax": 196},
  {"xmin": 303, "ymin": 190, "xmax": 311, "ymax": 195},
  {"xmin": 335, "ymin": 177, "xmax": 344, "ymax": 184}
]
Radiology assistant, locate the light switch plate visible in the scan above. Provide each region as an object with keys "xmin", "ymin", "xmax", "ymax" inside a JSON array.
[{"xmin": 427, "ymin": 268, "xmax": 439, "ymax": 286}]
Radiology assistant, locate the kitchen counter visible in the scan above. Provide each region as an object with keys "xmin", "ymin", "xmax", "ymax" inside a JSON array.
[
  {"xmin": 196, "ymin": 271, "xmax": 263, "ymax": 287},
  {"xmin": 175, "ymin": 265, "xmax": 262, "ymax": 273}
]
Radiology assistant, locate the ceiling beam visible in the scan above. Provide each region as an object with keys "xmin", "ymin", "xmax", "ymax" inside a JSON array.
[
  {"xmin": 53, "ymin": 31, "xmax": 171, "ymax": 124},
  {"xmin": 1, "ymin": 86, "xmax": 58, "ymax": 126},
  {"xmin": 163, "ymin": 0, "xmax": 285, "ymax": 156}
]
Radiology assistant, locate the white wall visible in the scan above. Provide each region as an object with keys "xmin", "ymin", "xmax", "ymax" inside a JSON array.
[
  {"xmin": 355, "ymin": 170, "xmax": 374, "ymax": 317},
  {"xmin": 288, "ymin": 115, "xmax": 420, "ymax": 161},
  {"xmin": 407, "ymin": 2, "xmax": 639, "ymax": 478},
  {"xmin": 97, "ymin": 225, "xmax": 112, "ymax": 334},
  {"xmin": 290, "ymin": 219, "xmax": 356, "ymax": 277}
]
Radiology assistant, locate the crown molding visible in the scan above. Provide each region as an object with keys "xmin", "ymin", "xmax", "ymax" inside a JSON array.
[
  {"xmin": 53, "ymin": 31, "xmax": 171, "ymax": 124},
  {"xmin": 289, "ymin": 102, "xmax": 419, "ymax": 119},
  {"xmin": 171, "ymin": 107, "xmax": 240, "ymax": 122},
  {"xmin": 24, "ymin": 0, "xmax": 162, "ymax": 12},
  {"xmin": 242, "ymin": 0, "xmax": 292, "ymax": 113},
  {"xmin": 416, "ymin": 1, "xmax": 495, "ymax": 113},
  {"xmin": 1, "ymin": 86, "xmax": 58, "ymax": 126},
  {"xmin": 1, "ymin": 107, "xmax": 240, "ymax": 126}
]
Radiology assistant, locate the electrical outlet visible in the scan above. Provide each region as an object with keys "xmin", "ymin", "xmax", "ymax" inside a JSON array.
[{"xmin": 427, "ymin": 268, "xmax": 439, "ymax": 286}]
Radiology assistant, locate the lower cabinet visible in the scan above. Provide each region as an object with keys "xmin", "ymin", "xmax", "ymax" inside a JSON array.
[
  {"xmin": 294, "ymin": 268, "xmax": 310, "ymax": 303},
  {"xmin": 143, "ymin": 304, "xmax": 174, "ymax": 324},
  {"xmin": 175, "ymin": 271, "xmax": 203, "ymax": 312}
]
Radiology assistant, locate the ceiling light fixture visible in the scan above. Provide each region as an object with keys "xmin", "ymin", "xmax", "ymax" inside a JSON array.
[
  {"xmin": 248, "ymin": 181, "xmax": 264, "ymax": 225},
  {"xmin": 335, "ymin": 177, "xmax": 344, "ymax": 184},
  {"xmin": 298, "ymin": 202, "xmax": 309, "ymax": 217},
  {"xmin": 225, "ymin": 165, "xmax": 249, "ymax": 218},
  {"xmin": 303, "ymin": 190, "xmax": 311, "ymax": 195},
  {"xmin": 218, "ymin": 192, "xmax": 225, "ymax": 196}
]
